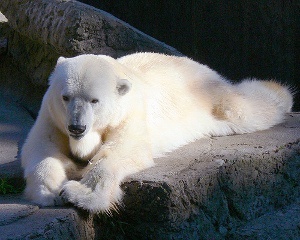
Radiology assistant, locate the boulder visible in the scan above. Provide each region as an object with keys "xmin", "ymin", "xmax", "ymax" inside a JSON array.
[{"xmin": 0, "ymin": 0, "xmax": 181, "ymax": 87}]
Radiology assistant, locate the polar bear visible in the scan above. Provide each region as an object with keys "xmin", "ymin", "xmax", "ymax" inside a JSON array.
[{"xmin": 21, "ymin": 52, "xmax": 293, "ymax": 213}]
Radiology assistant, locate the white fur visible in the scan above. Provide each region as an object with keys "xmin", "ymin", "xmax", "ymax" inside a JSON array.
[{"xmin": 21, "ymin": 52, "xmax": 293, "ymax": 213}]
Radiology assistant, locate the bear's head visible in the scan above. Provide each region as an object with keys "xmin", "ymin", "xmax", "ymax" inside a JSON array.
[{"xmin": 48, "ymin": 54, "xmax": 132, "ymax": 141}]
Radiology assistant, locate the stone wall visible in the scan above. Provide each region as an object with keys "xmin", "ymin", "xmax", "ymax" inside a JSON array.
[
  {"xmin": 0, "ymin": 1, "xmax": 180, "ymax": 91},
  {"xmin": 0, "ymin": 0, "xmax": 181, "ymax": 115}
]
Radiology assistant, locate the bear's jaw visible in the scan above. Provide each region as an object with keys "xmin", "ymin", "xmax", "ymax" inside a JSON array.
[
  {"xmin": 69, "ymin": 134, "xmax": 84, "ymax": 141},
  {"xmin": 69, "ymin": 131, "xmax": 102, "ymax": 161}
]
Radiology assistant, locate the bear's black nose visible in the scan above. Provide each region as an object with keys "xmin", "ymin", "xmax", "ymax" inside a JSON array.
[{"xmin": 68, "ymin": 125, "xmax": 86, "ymax": 135}]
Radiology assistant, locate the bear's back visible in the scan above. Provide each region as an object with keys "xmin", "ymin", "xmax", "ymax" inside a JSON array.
[{"xmin": 118, "ymin": 53, "xmax": 229, "ymax": 156}]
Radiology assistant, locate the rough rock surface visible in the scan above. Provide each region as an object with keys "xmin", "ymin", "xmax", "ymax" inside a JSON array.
[
  {"xmin": 0, "ymin": 0, "xmax": 181, "ymax": 89},
  {"xmin": 0, "ymin": 0, "xmax": 180, "ymax": 57},
  {"xmin": 0, "ymin": 195, "xmax": 95, "ymax": 240},
  {"xmin": 116, "ymin": 114, "xmax": 300, "ymax": 239},
  {"xmin": 229, "ymin": 199, "xmax": 300, "ymax": 240},
  {"xmin": 0, "ymin": 0, "xmax": 181, "ymax": 116}
]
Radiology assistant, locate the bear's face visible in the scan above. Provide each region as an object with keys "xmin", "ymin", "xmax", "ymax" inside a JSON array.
[{"xmin": 49, "ymin": 55, "xmax": 132, "ymax": 140}]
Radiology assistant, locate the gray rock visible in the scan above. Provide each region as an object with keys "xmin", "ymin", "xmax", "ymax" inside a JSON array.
[
  {"xmin": 0, "ymin": 0, "xmax": 180, "ymax": 57},
  {"xmin": 229, "ymin": 199, "xmax": 300, "ymax": 240},
  {"xmin": 0, "ymin": 0, "xmax": 182, "ymax": 88},
  {"xmin": 113, "ymin": 114, "xmax": 300, "ymax": 239},
  {"xmin": 0, "ymin": 195, "xmax": 94, "ymax": 240}
]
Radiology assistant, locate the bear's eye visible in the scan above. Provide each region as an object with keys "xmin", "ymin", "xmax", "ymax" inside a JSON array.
[
  {"xmin": 91, "ymin": 99, "xmax": 99, "ymax": 104},
  {"xmin": 62, "ymin": 95, "xmax": 69, "ymax": 102}
]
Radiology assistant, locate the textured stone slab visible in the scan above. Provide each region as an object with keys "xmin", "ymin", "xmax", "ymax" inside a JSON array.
[
  {"xmin": 0, "ymin": 0, "xmax": 180, "ymax": 57},
  {"xmin": 113, "ymin": 113, "xmax": 300, "ymax": 239},
  {"xmin": 0, "ymin": 196, "xmax": 39, "ymax": 226},
  {"xmin": 0, "ymin": 195, "xmax": 94, "ymax": 240},
  {"xmin": 0, "ymin": 1, "xmax": 181, "ymax": 105},
  {"xmin": 229, "ymin": 199, "xmax": 300, "ymax": 240}
]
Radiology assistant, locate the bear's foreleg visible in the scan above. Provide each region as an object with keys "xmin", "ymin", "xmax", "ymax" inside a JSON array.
[
  {"xmin": 60, "ymin": 165, "xmax": 123, "ymax": 214},
  {"xmin": 60, "ymin": 128, "xmax": 154, "ymax": 214},
  {"xmin": 24, "ymin": 157, "xmax": 68, "ymax": 206},
  {"xmin": 22, "ymin": 118, "xmax": 84, "ymax": 206}
]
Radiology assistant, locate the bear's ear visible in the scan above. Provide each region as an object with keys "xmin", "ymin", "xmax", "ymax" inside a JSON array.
[
  {"xmin": 57, "ymin": 56, "xmax": 66, "ymax": 65},
  {"xmin": 48, "ymin": 57, "xmax": 67, "ymax": 86},
  {"xmin": 117, "ymin": 79, "xmax": 132, "ymax": 96}
]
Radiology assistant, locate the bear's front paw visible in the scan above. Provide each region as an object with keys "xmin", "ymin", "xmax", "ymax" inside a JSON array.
[
  {"xmin": 60, "ymin": 180, "xmax": 92, "ymax": 208},
  {"xmin": 25, "ymin": 184, "xmax": 63, "ymax": 207},
  {"xmin": 60, "ymin": 180, "xmax": 123, "ymax": 214}
]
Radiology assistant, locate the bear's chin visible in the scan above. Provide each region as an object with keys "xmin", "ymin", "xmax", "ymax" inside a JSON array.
[
  {"xmin": 69, "ymin": 131, "xmax": 102, "ymax": 160},
  {"xmin": 69, "ymin": 134, "xmax": 85, "ymax": 140}
]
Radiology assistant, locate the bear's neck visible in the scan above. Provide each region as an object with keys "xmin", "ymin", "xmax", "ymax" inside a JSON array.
[{"xmin": 69, "ymin": 131, "xmax": 102, "ymax": 161}]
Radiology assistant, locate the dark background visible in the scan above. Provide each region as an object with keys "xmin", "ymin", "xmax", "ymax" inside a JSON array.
[{"xmin": 79, "ymin": 0, "xmax": 299, "ymax": 110}]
